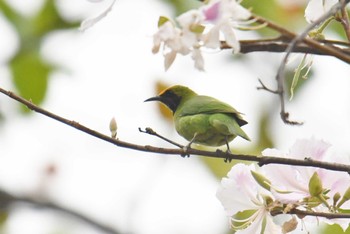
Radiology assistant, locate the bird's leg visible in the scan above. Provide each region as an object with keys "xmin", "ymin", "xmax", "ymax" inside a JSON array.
[
  {"xmin": 181, "ymin": 133, "xmax": 198, "ymax": 158},
  {"xmin": 224, "ymin": 136, "xmax": 232, "ymax": 163}
]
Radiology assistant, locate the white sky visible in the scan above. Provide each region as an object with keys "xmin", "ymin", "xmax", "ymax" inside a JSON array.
[{"xmin": 0, "ymin": 0, "xmax": 349, "ymax": 234}]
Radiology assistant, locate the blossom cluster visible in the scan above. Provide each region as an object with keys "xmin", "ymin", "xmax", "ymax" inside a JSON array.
[
  {"xmin": 80, "ymin": 0, "xmax": 343, "ymax": 72},
  {"xmin": 152, "ymin": 0, "xmax": 252, "ymax": 71},
  {"xmin": 216, "ymin": 138, "xmax": 350, "ymax": 233}
]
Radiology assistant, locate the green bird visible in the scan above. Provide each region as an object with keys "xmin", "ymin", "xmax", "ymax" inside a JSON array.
[{"xmin": 145, "ymin": 85, "xmax": 250, "ymax": 150}]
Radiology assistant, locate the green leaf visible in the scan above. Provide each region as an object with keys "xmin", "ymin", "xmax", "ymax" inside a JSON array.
[
  {"xmin": 10, "ymin": 52, "xmax": 52, "ymax": 110},
  {"xmin": 1, "ymin": 0, "xmax": 80, "ymax": 111}
]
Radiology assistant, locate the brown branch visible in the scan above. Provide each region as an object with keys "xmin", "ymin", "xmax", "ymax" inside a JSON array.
[
  {"xmin": 0, "ymin": 86, "xmax": 349, "ymax": 173},
  {"xmin": 0, "ymin": 189, "xmax": 121, "ymax": 234},
  {"xmin": 272, "ymin": 208, "xmax": 350, "ymax": 219},
  {"xmin": 253, "ymin": 14, "xmax": 350, "ymax": 65},
  {"xmin": 221, "ymin": 38, "xmax": 350, "ymax": 56}
]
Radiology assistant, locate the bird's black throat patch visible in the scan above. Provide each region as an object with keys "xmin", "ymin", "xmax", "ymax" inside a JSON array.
[{"xmin": 159, "ymin": 90, "xmax": 182, "ymax": 114}]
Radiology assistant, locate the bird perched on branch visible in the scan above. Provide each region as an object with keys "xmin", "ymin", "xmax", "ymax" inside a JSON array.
[{"xmin": 145, "ymin": 85, "xmax": 250, "ymax": 151}]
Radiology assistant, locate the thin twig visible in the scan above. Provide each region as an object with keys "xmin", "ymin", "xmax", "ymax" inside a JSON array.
[
  {"xmin": 139, "ymin": 127, "xmax": 184, "ymax": 148},
  {"xmin": 0, "ymin": 86, "xmax": 349, "ymax": 173},
  {"xmin": 338, "ymin": 0, "xmax": 350, "ymax": 41},
  {"xmin": 274, "ymin": 2, "xmax": 348, "ymax": 125},
  {"xmin": 0, "ymin": 189, "xmax": 121, "ymax": 234},
  {"xmin": 256, "ymin": 78, "xmax": 280, "ymax": 94}
]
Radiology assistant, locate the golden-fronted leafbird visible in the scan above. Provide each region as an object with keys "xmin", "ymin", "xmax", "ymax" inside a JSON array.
[{"xmin": 145, "ymin": 85, "xmax": 250, "ymax": 150}]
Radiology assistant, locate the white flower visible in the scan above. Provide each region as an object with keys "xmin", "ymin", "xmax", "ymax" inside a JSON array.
[
  {"xmin": 176, "ymin": 10, "xmax": 206, "ymax": 70},
  {"xmin": 152, "ymin": 0, "xmax": 252, "ymax": 70},
  {"xmin": 263, "ymin": 138, "xmax": 350, "ymax": 231},
  {"xmin": 153, "ymin": 11, "xmax": 205, "ymax": 70},
  {"xmin": 202, "ymin": 0, "xmax": 251, "ymax": 52},
  {"xmin": 216, "ymin": 163, "xmax": 282, "ymax": 234},
  {"xmin": 262, "ymin": 138, "xmax": 331, "ymax": 202},
  {"xmin": 305, "ymin": 0, "xmax": 337, "ymax": 23},
  {"xmin": 80, "ymin": 0, "xmax": 117, "ymax": 31}
]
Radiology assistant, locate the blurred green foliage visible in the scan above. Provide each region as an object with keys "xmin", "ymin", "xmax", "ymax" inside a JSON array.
[
  {"xmin": 0, "ymin": 211, "xmax": 8, "ymax": 232},
  {"xmin": 0, "ymin": 0, "xmax": 79, "ymax": 111},
  {"xmin": 322, "ymin": 223, "xmax": 350, "ymax": 234},
  {"xmin": 243, "ymin": 0, "xmax": 305, "ymax": 31},
  {"xmin": 162, "ymin": 0, "xmax": 201, "ymax": 15}
]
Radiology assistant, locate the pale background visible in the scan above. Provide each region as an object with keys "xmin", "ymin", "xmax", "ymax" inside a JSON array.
[{"xmin": 0, "ymin": 0, "xmax": 349, "ymax": 233}]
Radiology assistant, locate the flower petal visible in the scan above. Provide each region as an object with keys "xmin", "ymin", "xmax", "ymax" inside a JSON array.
[
  {"xmin": 305, "ymin": 0, "xmax": 337, "ymax": 23},
  {"xmin": 192, "ymin": 48, "xmax": 205, "ymax": 71},
  {"xmin": 217, "ymin": 164, "xmax": 262, "ymax": 215},
  {"xmin": 80, "ymin": 0, "xmax": 116, "ymax": 31},
  {"xmin": 164, "ymin": 51, "xmax": 177, "ymax": 71}
]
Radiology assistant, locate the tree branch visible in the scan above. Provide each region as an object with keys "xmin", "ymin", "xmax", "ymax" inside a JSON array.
[
  {"xmin": 278, "ymin": 2, "xmax": 347, "ymax": 124},
  {"xmin": 253, "ymin": 13, "xmax": 350, "ymax": 65},
  {"xmin": 221, "ymin": 38, "xmax": 350, "ymax": 56},
  {"xmin": 271, "ymin": 208, "xmax": 350, "ymax": 219},
  {"xmin": 0, "ymin": 189, "xmax": 121, "ymax": 234},
  {"xmin": 0, "ymin": 86, "xmax": 349, "ymax": 173},
  {"xmin": 250, "ymin": 2, "xmax": 350, "ymax": 125}
]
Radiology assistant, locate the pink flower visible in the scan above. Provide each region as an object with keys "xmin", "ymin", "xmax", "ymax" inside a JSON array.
[{"xmin": 203, "ymin": 2, "xmax": 220, "ymax": 22}]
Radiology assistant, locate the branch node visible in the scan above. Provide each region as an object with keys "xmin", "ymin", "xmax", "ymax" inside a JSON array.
[{"xmin": 257, "ymin": 79, "xmax": 279, "ymax": 94}]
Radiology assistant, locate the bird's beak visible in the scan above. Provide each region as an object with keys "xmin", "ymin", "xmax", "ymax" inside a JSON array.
[{"xmin": 144, "ymin": 96, "xmax": 161, "ymax": 102}]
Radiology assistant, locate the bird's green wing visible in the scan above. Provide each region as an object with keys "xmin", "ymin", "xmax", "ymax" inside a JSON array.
[
  {"xmin": 210, "ymin": 115, "xmax": 251, "ymax": 141},
  {"xmin": 178, "ymin": 95, "xmax": 248, "ymax": 126}
]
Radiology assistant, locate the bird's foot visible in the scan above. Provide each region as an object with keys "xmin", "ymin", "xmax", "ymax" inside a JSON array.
[
  {"xmin": 224, "ymin": 140, "xmax": 233, "ymax": 163},
  {"xmin": 216, "ymin": 149, "xmax": 232, "ymax": 163},
  {"xmin": 224, "ymin": 154, "xmax": 232, "ymax": 163},
  {"xmin": 180, "ymin": 144, "xmax": 191, "ymax": 158}
]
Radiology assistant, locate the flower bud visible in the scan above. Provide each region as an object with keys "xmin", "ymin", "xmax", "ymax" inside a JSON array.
[
  {"xmin": 333, "ymin": 192, "xmax": 341, "ymax": 207},
  {"xmin": 308, "ymin": 172, "xmax": 323, "ymax": 197},
  {"xmin": 251, "ymin": 170, "xmax": 271, "ymax": 191},
  {"xmin": 109, "ymin": 117, "xmax": 117, "ymax": 138},
  {"xmin": 337, "ymin": 186, "xmax": 350, "ymax": 208}
]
